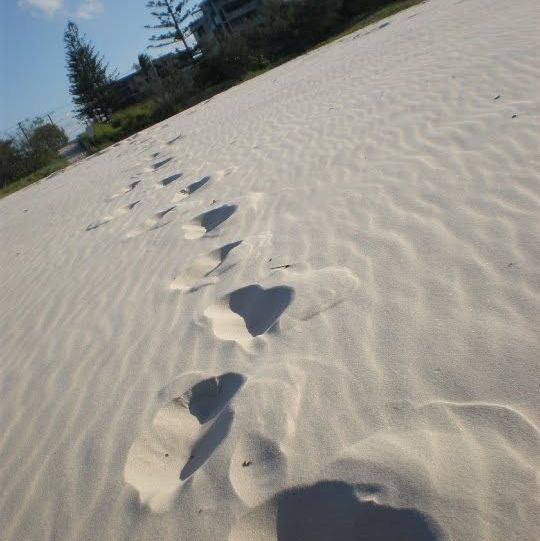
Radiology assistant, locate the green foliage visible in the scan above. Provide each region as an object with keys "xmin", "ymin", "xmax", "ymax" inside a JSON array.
[
  {"xmin": 195, "ymin": 33, "xmax": 269, "ymax": 88},
  {"xmin": 82, "ymin": 100, "xmax": 165, "ymax": 151},
  {"xmin": 138, "ymin": 53, "xmax": 154, "ymax": 80},
  {"xmin": 87, "ymin": 123, "xmax": 123, "ymax": 149},
  {"xmin": 78, "ymin": 0, "xmax": 422, "ymax": 157},
  {"xmin": 0, "ymin": 139, "xmax": 24, "ymax": 186},
  {"xmin": 111, "ymin": 102, "xmax": 154, "ymax": 130},
  {"xmin": 64, "ymin": 21, "xmax": 117, "ymax": 122},
  {"xmin": 193, "ymin": 0, "xmax": 416, "ymax": 89},
  {"xmin": 0, "ymin": 157, "xmax": 67, "ymax": 199},
  {"xmin": 341, "ymin": 0, "xmax": 391, "ymax": 17},
  {"xmin": 0, "ymin": 118, "xmax": 69, "ymax": 193},
  {"xmin": 28, "ymin": 122, "xmax": 69, "ymax": 167},
  {"xmin": 110, "ymin": 102, "xmax": 159, "ymax": 137}
]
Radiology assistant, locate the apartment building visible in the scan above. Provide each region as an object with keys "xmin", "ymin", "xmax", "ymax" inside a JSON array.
[{"xmin": 190, "ymin": 0, "xmax": 262, "ymax": 44}]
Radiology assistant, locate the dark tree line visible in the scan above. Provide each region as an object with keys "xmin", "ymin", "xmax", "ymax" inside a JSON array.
[
  {"xmin": 196, "ymin": 0, "xmax": 401, "ymax": 88},
  {"xmin": 0, "ymin": 119, "xmax": 68, "ymax": 188},
  {"xmin": 65, "ymin": 0, "xmax": 411, "ymax": 151}
]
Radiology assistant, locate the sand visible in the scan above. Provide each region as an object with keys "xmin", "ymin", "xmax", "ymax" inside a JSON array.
[{"xmin": 1, "ymin": 0, "xmax": 539, "ymax": 539}]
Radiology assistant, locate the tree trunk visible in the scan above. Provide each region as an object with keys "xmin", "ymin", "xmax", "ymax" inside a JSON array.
[{"xmin": 165, "ymin": 0, "xmax": 195, "ymax": 62}]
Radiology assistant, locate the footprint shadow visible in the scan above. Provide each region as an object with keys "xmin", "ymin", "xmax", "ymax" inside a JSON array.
[
  {"xmin": 171, "ymin": 240, "xmax": 243, "ymax": 293},
  {"xmin": 229, "ymin": 285, "xmax": 294, "ymax": 337},
  {"xmin": 86, "ymin": 200, "xmax": 141, "ymax": 231},
  {"xmin": 108, "ymin": 180, "xmax": 140, "ymax": 201},
  {"xmin": 174, "ymin": 176, "xmax": 210, "ymax": 201},
  {"xmin": 232, "ymin": 481, "xmax": 443, "ymax": 541},
  {"xmin": 277, "ymin": 482, "xmax": 441, "ymax": 541},
  {"xmin": 184, "ymin": 204, "xmax": 237, "ymax": 239},
  {"xmin": 124, "ymin": 372, "xmax": 245, "ymax": 512},
  {"xmin": 153, "ymin": 157, "xmax": 172, "ymax": 170},
  {"xmin": 167, "ymin": 135, "xmax": 183, "ymax": 145},
  {"xmin": 179, "ymin": 407, "xmax": 234, "ymax": 480},
  {"xmin": 155, "ymin": 206, "xmax": 176, "ymax": 220},
  {"xmin": 160, "ymin": 173, "xmax": 182, "ymax": 187},
  {"xmin": 127, "ymin": 206, "xmax": 176, "ymax": 238},
  {"xmin": 187, "ymin": 175, "xmax": 210, "ymax": 194},
  {"xmin": 179, "ymin": 373, "xmax": 245, "ymax": 480},
  {"xmin": 212, "ymin": 241, "xmax": 242, "ymax": 274},
  {"xmin": 200, "ymin": 204, "xmax": 236, "ymax": 232},
  {"xmin": 181, "ymin": 372, "xmax": 245, "ymax": 423}
]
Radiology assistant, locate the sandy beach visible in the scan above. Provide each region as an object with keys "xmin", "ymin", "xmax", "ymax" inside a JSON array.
[{"xmin": 1, "ymin": 0, "xmax": 539, "ymax": 539}]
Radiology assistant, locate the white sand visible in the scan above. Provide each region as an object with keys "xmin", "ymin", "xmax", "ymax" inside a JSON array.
[{"xmin": 1, "ymin": 0, "xmax": 539, "ymax": 539}]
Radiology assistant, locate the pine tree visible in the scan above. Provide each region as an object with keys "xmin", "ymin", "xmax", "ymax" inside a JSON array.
[
  {"xmin": 64, "ymin": 21, "xmax": 116, "ymax": 122},
  {"xmin": 145, "ymin": 1, "xmax": 194, "ymax": 61}
]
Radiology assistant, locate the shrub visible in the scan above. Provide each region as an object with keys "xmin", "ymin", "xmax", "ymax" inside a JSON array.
[
  {"xmin": 195, "ymin": 34, "xmax": 268, "ymax": 89},
  {"xmin": 90, "ymin": 122, "xmax": 122, "ymax": 148},
  {"xmin": 111, "ymin": 102, "xmax": 154, "ymax": 134}
]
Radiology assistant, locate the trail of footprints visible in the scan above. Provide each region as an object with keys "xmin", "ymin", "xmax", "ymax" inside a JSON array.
[
  {"xmin": 114, "ymin": 148, "xmax": 537, "ymax": 541},
  {"xmin": 117, "ymin": 151, "xmax": 369, "ymax": 526},
  {"xmin": 94, "ymin": 152, "xmax": 370, "ymax": 527},
  {"xmin": 82, "ymin": 87, "xmax": 536, "ymax": 540},
  {"xmin": 87, "ymin": 152, "xmax": 218, "ymax": 236},
  {"xmin": 118, "ymin": 149, "xmax": 422, "ymax": 538}
]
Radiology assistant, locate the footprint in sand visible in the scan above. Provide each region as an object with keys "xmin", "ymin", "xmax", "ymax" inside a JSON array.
[
  {"xmin": 108, "ymin": 180, "xmax": 140, "ymax": 201},
  {"xmin": 230, "ymin": 481, "xmax": 442, "ymax": 541},
  {"xmin": 318, "ymin": 400, "xmax": 539, "ymax": 541},
  {"xmin": 126, "ymin": 206, "xmax": 176, "ymax": 238},
  {"xmin": 167, "ymin": 134, "xmax": 183, "ymax": 145},
  {"xmin": 152, "ymin": 157, "xmax": 172, "ymax": 170},
  {"xmin": 124, "ymin": 373, "xmax": 245, "ymax": 513},
  {"xmin": 229, "ymin": 433, "xmax": 287, "ymax": 507},
  {"xmin": 173, "ymin": 176, "xmax": 210, "ymax": 202},
  {"xmin": 159, "ymin": 173, "xmax": 182, "ymax": 187},
  {"xmin": 86, "ymin": 200, "xmax": 141, "ymax": 231},
  {"xmin": 204, "ymin": 284, "xmax": 294, "ymax": 347},
  {"xmin": 171, "ymin": 240, "xmax": 242, "ymax": 293},
  {"xmin": 183, "ymin": 204, "xmax": 237, "ymax": 240},
  {"xmin": 144, "ymin": 157, "xmax": 173, "ymax": 173}
]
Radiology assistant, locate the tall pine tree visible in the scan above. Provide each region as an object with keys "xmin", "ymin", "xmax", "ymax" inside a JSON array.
[
  {"xmin": 145, "ymin": 1, "xmax": 194, "ymax": 61},
  {"xmin": 64, "ymin": 21, "xmax": 116, "ymax": 122}
]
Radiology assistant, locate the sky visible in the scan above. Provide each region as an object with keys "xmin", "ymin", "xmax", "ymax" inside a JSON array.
[{"xmin": 0, "ymin": 0, "xmax": 198, "ymax": 138}]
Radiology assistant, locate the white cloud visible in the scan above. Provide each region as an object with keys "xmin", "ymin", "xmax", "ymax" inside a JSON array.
[
  {"xmin": 17, "ymin": 0, "xmax": 64, "ymax": 17},
  {"xmin": 74, "ymin": 0, "xmax": 104, "ymax": 19}
]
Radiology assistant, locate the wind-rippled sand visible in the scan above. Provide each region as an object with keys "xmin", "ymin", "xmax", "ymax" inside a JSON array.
[{"xmin": 1, "ymin": 0, "xmax": 539, "ymax": 539}]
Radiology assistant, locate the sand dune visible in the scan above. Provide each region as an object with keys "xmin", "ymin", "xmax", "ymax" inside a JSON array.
[{"xmin": 1, "ymin": 0, "xmax": 539, "ymax": 539}]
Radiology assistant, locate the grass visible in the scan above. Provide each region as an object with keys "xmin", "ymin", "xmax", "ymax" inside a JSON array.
[
  {"xmin": 0, "ymin": 157, "xmax": 68, "ymax": 199},
  {"xmin": 111, "ymin": 102, "xmax": 155, "ymax": 133}
]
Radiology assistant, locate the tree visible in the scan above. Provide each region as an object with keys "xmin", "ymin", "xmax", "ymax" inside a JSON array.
[
  {"xmin": 0, "ymin": 118, "xmax": 69, "ymax": 188},
  {"xmin": 28, "ymin": 121, "xmax": 68, "ymax": 163},
  {"xmin": 145, "ymin": 1, "xmax": 194, "ymax": 61},
  {"xmin": 0, "ymin": 139, "xmax": 24, "ymax": 187},
  {"xmin": 64, "ymin": 21, "xmax": 116, "ymax": 122},
  {"xmin": 138, "ymin": 53, "xmax": 158, "ymax": 81}
]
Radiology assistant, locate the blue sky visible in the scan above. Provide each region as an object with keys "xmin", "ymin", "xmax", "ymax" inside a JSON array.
[{"xmin": 0, "ymin": 1, "xmax": 197, "ymax": 138}]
